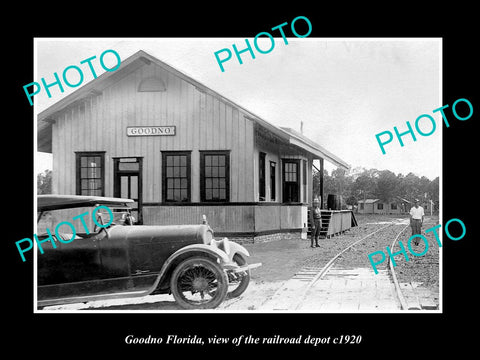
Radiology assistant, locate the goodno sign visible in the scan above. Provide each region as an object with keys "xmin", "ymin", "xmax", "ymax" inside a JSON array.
[{"xmin": 127, "ymin": 126, "xmax": 176, "ymax": 136}]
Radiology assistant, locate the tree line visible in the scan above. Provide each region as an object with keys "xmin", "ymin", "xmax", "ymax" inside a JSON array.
[
  {"xmin": 313, "ymin": 167, "xmax": 439, "ymax": 208},
  {"xmin": 37, "ymin": 169, "xmax": 52, "ymax": 194}
]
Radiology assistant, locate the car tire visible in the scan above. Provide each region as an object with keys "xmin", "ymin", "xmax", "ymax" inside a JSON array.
[
  {"xmin": 227, "ymin": 253, "xmax": 250, "ymax": 299},
  {"xmin": 170, "ymin": 256, "xmax": 228, "ymax": 310}
]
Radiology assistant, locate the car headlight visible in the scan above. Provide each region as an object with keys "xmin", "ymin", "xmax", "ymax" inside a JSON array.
[
  {"xmin": 222, "ymin": 237, "xmax": 231, "ymax": 256},
  {"xmin": 202, "ymin": 227, "xmax": 214, "ymax": 244}
]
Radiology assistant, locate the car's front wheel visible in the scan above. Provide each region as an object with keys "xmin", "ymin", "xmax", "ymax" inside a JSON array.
[{"xmin": 170, "ymin": 256, "xmax": 228, "ymax": 309}]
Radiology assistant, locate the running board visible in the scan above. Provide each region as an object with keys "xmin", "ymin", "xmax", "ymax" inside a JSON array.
[{"xmin": 37, "ymin": 289, "xmax": 151, "ymax": 308}]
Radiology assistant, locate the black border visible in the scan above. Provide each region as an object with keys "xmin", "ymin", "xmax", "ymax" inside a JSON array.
[{"xmin": 8, "ymin": 5, "xmax": 478, "ymax": 356}]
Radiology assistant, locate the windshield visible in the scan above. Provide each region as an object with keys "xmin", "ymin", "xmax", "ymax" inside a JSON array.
[{"xmin": 37, "ymin": 205, "xmax": 133, "ymax": 236}]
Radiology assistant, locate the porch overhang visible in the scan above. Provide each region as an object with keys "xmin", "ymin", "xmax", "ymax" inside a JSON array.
[{"xmin": 279, "ymin": 127, "xmax": 349, "ymax": 170}]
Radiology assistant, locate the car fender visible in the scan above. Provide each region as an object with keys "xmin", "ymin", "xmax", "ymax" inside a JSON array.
[
  {"xmin": 227, "ymin": 241, "xmax": 250, "ymax": 262},
  {"xmin": 169, "ymin": 243, "xmax": 230, "ymax": 263},
  {"xmin": 152, "ymin": 243, "xmax": 231, "ymax": 291}
]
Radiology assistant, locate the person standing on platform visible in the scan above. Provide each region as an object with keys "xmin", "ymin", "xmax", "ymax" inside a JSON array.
[
  {"xmin": 309, "ymin": 197, "xmax": 322, "ymax": 248},
  {"xmin": 409, "ymin": 198, "xmax": 425, "ymax": 245}
]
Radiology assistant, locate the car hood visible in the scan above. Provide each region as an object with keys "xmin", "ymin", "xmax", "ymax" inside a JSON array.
[{"xmin": 111, "ymin": 224, "xmax": 214, "ymax": 245}]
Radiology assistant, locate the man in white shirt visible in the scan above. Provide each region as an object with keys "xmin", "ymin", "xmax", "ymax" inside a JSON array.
[{"xmin": 409, "ymin": 199, "xmax": 425, "ymax": 245}]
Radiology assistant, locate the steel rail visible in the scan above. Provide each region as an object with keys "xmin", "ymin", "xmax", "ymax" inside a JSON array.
[
  {"xmin": 387, "ymin": 224, "xmax": 410, "ymax": 310},
  {"xmin": 388, "ymin": 220, "xmax": 438, "ymax": 310},
  {"xmin": 294, "ymin": 222, "xmax": 396, "ymax": 310}
]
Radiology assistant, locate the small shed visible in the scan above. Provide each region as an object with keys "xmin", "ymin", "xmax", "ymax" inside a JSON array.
[{"xmin": 357, "ymin": 199, "xmax": 403, "ymax": 214}]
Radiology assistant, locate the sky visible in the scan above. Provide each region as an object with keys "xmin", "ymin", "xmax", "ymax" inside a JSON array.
[{"xmin": 35, "ymin": 38, "xmax": 441, "ymax": 180}]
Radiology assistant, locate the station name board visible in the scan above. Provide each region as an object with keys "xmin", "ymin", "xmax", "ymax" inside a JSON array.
[{"xmin": 127, "ymin": 126, "xmax": 176, "ymax": 136}]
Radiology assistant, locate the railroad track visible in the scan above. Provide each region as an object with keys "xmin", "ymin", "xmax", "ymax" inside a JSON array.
[
  {"xmin": 260, "ymin": 218, "xmax": 439, "ymax": 311},
  {"xmin": 387, "ymin": 223, "xmax": 410, "ymax": 309},
  {"xmin": 387, "ymin": 220, "xmax": 439, "ymax": 310},
  {"xmin": 293, "ymin": 222, "xmax": 397, "ymax": 311}
]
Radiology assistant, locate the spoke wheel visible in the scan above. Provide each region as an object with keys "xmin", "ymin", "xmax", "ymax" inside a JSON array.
[
  {"xmin": 227, "ymin": 253, "xmax": 251, "ymax": 299},
  {"xmin": 171, "ymin": 257, "xmax": 228, "ymax": 309}
]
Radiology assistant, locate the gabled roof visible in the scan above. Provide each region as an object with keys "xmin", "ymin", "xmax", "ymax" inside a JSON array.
[
  {"xmin": 37, "ymin": 50, "xmax": 349, "ymax": 170},
  {"xmin": 357, "ymin": 199, "xmax": 380, "ymax": 204}
]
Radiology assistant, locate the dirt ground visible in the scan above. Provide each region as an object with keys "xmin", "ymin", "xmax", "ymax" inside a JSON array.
[
  {"xmin": 43, "ymin": 214, "xmax": 440, "ymax": 311},
  {"xmin": 244, "ymin": 214, "xmax": 430, "ymax": 283},
  {"xmin": 227, "ymin": 213, "xmax": 439, "ymax": 310}
]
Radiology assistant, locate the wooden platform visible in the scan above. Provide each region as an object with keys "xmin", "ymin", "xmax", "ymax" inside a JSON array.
[{"xmin": 308, "ymin": 210, "xmax": 357, "ymax": 239}]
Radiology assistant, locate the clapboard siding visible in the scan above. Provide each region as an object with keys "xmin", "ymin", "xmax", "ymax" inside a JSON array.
[
  {"xmin": 143, "ymin": 205, "xmax": 255, "ymax": 233},
  {"xmin": 143, "ymin": 204, "xmax": 306, "ymax": 233},
  {"xmin": 51, "ymin": 62, "xmax": 254, "ymax": 202}
]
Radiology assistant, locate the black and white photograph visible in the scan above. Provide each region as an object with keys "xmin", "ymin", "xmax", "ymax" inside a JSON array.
[
  {"xmin": 7, "ymin": 7, "xmax": 477, "ymax": 356},
  {"xmin": 33, "ymin": 38, "xmax": 442, "ymax": 313}
]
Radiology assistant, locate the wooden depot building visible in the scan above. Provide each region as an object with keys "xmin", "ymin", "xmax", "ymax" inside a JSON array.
[{"xmin": 37, "ymin": 50, "xmax": 350, "ymax": 243}]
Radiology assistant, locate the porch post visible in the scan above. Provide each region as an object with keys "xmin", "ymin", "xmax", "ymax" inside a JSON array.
[{"xmin": 319, "ymin": 158, "xmax": 324, "ymax": 209}]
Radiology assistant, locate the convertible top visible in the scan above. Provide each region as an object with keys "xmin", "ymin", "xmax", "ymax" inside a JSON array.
[{"xmin": 38, "ymin": 195, "xmax": 134, "ymax": 211}]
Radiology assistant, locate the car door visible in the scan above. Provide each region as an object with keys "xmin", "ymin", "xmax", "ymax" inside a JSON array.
[
  {"xmin": 37, "ymin": 228, "xmax": 105, "ymax": 300},
  {"xmin": 37, "ymin": 206, "xmax": 132, "ymax": 302}
]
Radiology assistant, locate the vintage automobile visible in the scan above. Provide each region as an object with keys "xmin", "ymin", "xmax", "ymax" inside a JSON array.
[{"xmin": 37, "ymin": 195, "xmax": 260, "ymax": 310}]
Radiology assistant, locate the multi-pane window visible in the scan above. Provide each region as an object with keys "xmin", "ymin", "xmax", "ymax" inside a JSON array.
[
  {"xmin": 270, "ymin": 161, "xmax": 276, "ymax": 201},
  {"xmin": 377, "ymin": 203, "xmax": 384, "ymax": 210},
  {"xmin": 162, "ymin": 152, "xmax": 191, "ymax": 202},
  {"xmin": 76, "ymin": 152, "xmax": 105, "ymax": 196},
  {"xmin": 284, "ymin": 162, "xmax": 298, "ymax": 182},
  {"xmin": 259, "ymin": 152, "xmax": 266, "ymax": 201},
  {"xmin": 201, "ymin": 151, "xmax": 229, "ymax": 202},
  {"xmin": 282, "ymin": 159, "xmax": 299, "ymax": 203}
]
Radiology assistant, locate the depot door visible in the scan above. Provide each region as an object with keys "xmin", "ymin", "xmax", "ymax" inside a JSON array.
[
  {"xmin": 113, "ymin": 157, "xmax": 143, "ymax": 224},
  {"xmin": 282, "ymin": 159, "xmax": 300, "ymax": 203}
]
